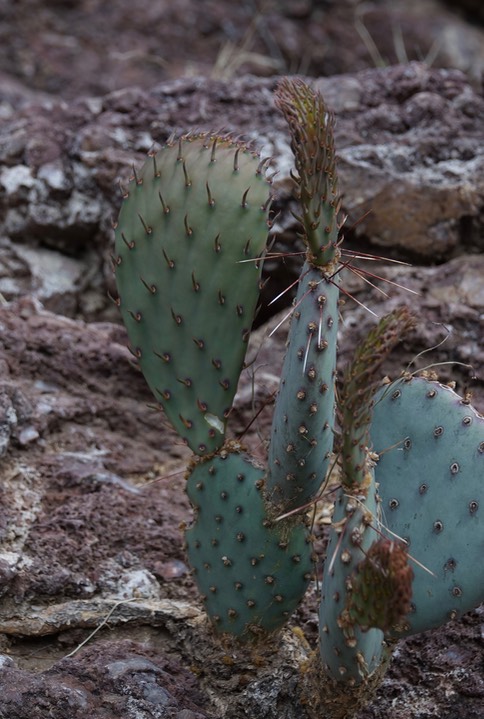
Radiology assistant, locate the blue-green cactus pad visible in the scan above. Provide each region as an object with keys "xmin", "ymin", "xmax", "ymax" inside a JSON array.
[
  {"xmin": 185, "ymin": 449, "xmax": 313, "ymax": 638},
  {"xmin": 371, "ymin": 376, "xmax": 484, "ymax": 635}
]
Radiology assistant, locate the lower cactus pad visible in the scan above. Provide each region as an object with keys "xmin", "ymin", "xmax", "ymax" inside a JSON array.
[{"xmin": 185, "ymin": 448, "xmax": 313, "ymax": 638}]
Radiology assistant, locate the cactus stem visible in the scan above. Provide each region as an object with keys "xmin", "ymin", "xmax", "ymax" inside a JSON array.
[{"xmin": 158, "ymin": 192, "xmax": 170, "ymax": 214}]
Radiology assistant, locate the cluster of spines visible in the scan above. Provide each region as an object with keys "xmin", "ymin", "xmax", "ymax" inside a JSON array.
[{"xmin": 274, "ymin": 77, "xmax": 342, "ymax": 268}]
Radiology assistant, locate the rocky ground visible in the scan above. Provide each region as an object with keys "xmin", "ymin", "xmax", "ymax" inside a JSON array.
[{"xmin": 0, "ymin": 1, "xmax": 483, "ymax": 718}]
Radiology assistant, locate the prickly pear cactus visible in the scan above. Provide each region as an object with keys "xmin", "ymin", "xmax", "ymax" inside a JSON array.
[
  {"xmin": 114, "ymin": 134, "xmax": 272, "ymax": 456},
  {"xmin": 185, "ymin": 446, "xmax": 313, "ymax": 638},
  {"xmin": 371, "ymin": 376, "xmax": 484, "ymax": 636}
]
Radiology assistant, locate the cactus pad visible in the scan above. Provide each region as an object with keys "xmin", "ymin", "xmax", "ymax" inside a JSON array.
[
  {"xmin": 371, "ymin": 376, "xmax": 484, "ymax": 635},
  {"xmin": 185, "ymin": 447, "xmax": 313, "ymax": 638},
  {"xmin": 267, "ymin": 262, "xmax": 339, "ymax": 511},
  {"xmin": 114, "ymin": 134, "xmax": 272, "ymax": 455}
]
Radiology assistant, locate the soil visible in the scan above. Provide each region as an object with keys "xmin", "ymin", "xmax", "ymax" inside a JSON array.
[{"xmin": 0, "ymin": 1, "xmax": 483, "ymax": 718}]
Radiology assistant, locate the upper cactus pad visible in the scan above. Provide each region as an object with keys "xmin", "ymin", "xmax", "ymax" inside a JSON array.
[{"xmin": 114, "ymin": 134, "xmax": 272, "ymax": 455}]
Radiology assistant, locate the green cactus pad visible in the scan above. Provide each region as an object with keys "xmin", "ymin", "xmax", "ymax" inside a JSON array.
[
  {"xmin": 114, "ymin": 134, "xmax": 272, "ymax": 455},
  {"xmin": 185, "ymin": 448, "xmax": 313, "ymax": 639},
  {"xmin": 267, "ymin": 262, "xmax": 339, "ymax": 512},
  {"xmin": 371, "ymin": 376, "xmax": 484, "ymax": 636}
]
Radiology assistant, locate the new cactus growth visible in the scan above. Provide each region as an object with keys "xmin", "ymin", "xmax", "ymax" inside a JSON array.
[
  {"xmin": 114, "ymin": 76, "xmax": 484, "ymax": 714},
  {"xmin": 266, "ymin": 79, "xmax": 341, "ymax": 511},
  {"xmin": 319, "ymin": 308, "xmax": 416, "ymax": 683}
]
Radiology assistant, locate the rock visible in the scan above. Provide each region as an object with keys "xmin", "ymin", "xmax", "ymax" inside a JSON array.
[
  {"xmin": 0, "ymin": 64, "xmax": 482, "ymax": 323},
  {"xmin": 0, "ymin": 639, "xmax": 211, "ymax": 719},
  {"xmin": 1, "ymin": 0, "xmax": 483, "ymax": 101}
]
